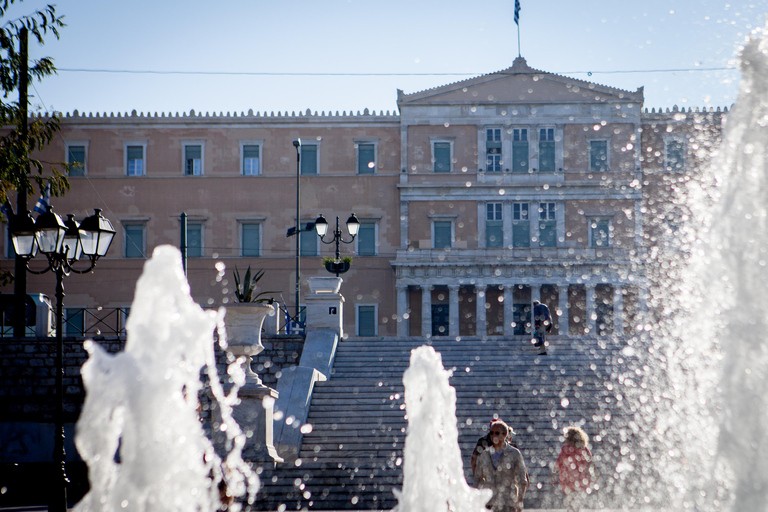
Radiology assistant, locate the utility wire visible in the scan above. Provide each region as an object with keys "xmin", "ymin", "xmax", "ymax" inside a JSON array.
[{"xmin": 55, "ymin": 66, "xmax": 735, "ymax": 77}]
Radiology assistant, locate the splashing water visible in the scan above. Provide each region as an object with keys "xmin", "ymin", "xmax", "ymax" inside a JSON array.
[
  {"xmin": 628, "ymin": 19, "xmax": 768, "ymax": 512},
  {"xmin": 393, "ymin": 345, "xmax": 492, "ymax": 512},
  {"xmin": 73, "ymin": 246, "xmax": 257, "ymax": 512}
]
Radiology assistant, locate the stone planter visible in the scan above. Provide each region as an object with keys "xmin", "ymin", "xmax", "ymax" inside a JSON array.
[{"xmin": 224, "ymin": 302, "xmax": 274, "ymax": 389}]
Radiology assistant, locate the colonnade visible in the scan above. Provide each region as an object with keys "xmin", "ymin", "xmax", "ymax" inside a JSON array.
[{"xmin": 395, "ymin": 282, "xmax": 635, "ymax": 338}]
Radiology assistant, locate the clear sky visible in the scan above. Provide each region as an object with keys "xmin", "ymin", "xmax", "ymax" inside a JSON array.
[{"xmin": 6, "ymin": 0, "xmax": 768, "ymax": 115}]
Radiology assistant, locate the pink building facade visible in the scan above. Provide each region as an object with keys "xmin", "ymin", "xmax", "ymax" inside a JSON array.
[{"xmin": 1, "ymin": 58, "xmax": 722, "ymax": 339}]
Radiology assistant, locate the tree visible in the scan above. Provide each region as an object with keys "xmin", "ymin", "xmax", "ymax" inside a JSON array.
[{"xmin": 0, "ymin": 1, "xmax": 68, "ymax": 284}]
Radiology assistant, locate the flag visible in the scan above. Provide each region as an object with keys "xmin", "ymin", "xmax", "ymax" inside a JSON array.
[
  {"xmin": 33, "ymin": 184, "xmax": 51, "ymax": 214},
  {"xmin": 0, "ymin": 195, "xmax": 13, "ymax": 221},
  {"xmin": 514, "ymin": 0, "xmax": 520, "ymax": 25}
]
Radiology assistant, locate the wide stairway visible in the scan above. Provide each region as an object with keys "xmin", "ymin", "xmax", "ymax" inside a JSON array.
[{"xmin": 255, "ymin": 336, "xmax": 630, "ymax": 511}]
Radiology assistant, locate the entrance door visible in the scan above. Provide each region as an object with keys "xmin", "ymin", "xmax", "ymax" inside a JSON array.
[
  {"xmin": 512, "ymin": 303, "xmax": 531, "ymax": 335},
  {"xmin": 432, "ymin": 304, "xmax": 449, "ymax": 337}
]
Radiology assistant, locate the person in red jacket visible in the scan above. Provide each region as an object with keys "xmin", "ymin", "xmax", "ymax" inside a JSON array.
[{"xmin": 551, "ymin": 426, "xmax": 595, "ymax": 512}]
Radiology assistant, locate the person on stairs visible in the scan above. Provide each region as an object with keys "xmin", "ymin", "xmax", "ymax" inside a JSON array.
[
  {"xmin": 475, "ymin": 419, "xmax": 529, "ymax": 512},
  {"xmin": 532, "ymin": 300, "xmax": 552, "ymax": 355},
  {"xmin": 551, "ymin": 425, "xmax": 595, "ymax": 512},
  {"xmin": 471, "ymin": 419, "xmax": 519, "ymax": 483}
]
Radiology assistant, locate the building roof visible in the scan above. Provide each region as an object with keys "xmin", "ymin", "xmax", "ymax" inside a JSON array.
[{"xmin": 397, "ymin": 57, "xmax": 644, "ymax": 107}]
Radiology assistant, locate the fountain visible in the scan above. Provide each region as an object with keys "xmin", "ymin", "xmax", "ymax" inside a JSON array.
[
  {"xmin": 67, "ymin": 19, "xmax": 768, "ymax": 512},
  {"xmin": 393, "ymin": 345, "xmax": 492, "ymax": 512},
  {"xmin": 73, "ymin": 246, "xmax": 256, "ymax": 512}
]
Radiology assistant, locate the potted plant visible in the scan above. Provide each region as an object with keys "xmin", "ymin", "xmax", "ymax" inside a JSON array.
[
  {"xmin": 225, "ymin": 266, "xmax": 278, "ymax": 388},
  {"xmin": 322, "ymin": 255, "xmax": 352, "ymax": 276},
  {"xmin": 233, "ymin": 266, "xmax": 277, "ymax": 304}
]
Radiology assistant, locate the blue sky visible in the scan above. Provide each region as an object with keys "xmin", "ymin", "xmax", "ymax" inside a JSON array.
[{"xmin": 7, "ymin": 0, "xmax": 768, "ymax": 115}]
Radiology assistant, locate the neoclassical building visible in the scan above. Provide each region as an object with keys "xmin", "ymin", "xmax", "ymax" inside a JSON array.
[{"xmin": 1, "ymin": 57, "xmax": 723, "ymax": 339}]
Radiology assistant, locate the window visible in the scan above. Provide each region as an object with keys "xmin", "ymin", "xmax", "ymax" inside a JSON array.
[
  {"xmin": 539, "ymin": 128, "xmax": 555, "ymax": 172},
  {"xmin": 357, "ymin": 142, "xmax": 376, "ymax": 174},
  {"xmin": 357, "ymin": 305, "xmax": 377, "ymax": 337},
  {"xmin": 5, "ymin": 224, "xmax": 15, "ymax": 258},
  {"xmin": 183, "ymin": 143, "xmax": 204, "ymax": 175},
  {"xmin": 65, "ymin": 308, "xmax": 85, "ymax": 336},
  {"xmin": 538, "ymin": 202, "xmax": 557, "ymax": 247},
  {"xmin": 356, "ymin": 222, "xmax": 377, "ymax": 256},
  {"xmin": 241, "ymin": 142, "xmax": 262, "ymax": 175},
  {"xmin": 512, "ymin": 128, "xmax": 528, "ymax": 173},
  {"xmin": 590, "ymin": 218, "xmax": 612, "ymax": 247},
  {"xmin": 665, "ymin": 139, "xmax": 685, "ymax": 172},
  {"xmin": 241, "ymin": 223, "xmax": 261, "ymax": 257},
  {"xmin": 124, "ymin": 142, "xmax": 146, "ymax": 176},
  {"xmin": 300, "ymin": 144, "xmax": 318, "ymax": 175},
  {"xmin": 589, "ymin": 140, "xmax": 608, "ymax": 172},
  {"xmin": 186, "ymin": 222, "xmax": 203, "ymax": 258},
  {"xmin": 433, "ymin": 141, "xmax": 451, "ymax": 173},
  {"xmin": 124, "ymin": 223, "xmax": 146, "ymax": 258},
  {"xmin": 485, "ymin": 202, "xmax": 503, "ymax": 248},
  {"xmin": 486, "ymin": 128, "xmax": 502, "ymax": 172},
  {"xmin": 433, "ymin": 220, "xmax": 453, "ymax": 249},
  {"xmin": 67, "ymin": 144, "xmax": 86, "ymax": 176},
  {"xmin": 512, "ymin": 202, "xmax": 530, "ymax": 248},
  {"xmin": 300, "ymin": 224, "xmax": 318, "ymax": 256}
]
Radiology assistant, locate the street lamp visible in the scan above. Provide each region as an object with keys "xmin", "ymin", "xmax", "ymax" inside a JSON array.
[
  {"xmin": 314, "ymin": 213, "xmax": 360, "ymax": 277},
  {"xmin": 11, "ymin": 206, "xmax": 115, "ymax": 512}
]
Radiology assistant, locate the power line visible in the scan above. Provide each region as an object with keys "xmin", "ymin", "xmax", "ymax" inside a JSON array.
[{"xmin": 55, "ymin": 66, "xmax": 735, "ymax": 77}]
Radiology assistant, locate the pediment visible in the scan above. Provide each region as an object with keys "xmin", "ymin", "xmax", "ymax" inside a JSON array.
[{"xmin": 397, "ymin": 57, "xmax": 643, "ymax": 107}]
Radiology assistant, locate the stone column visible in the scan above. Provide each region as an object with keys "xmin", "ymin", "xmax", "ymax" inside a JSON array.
[
  {"xmin": 400, "ymin": 200, "xmax": 409, "ymax": 249},
  {"xmin": 613, "ymin": 284, "xmax": 624, "ymax": 335},
  {"xmin": 476, "ymin": 283, "xmax": 486, "ymax": 337},
  {"xmin": 503, "ymin": 202, "xmax": 513, "ymax": 249},
  {"xmin": 531, "ymin": 284, "xmax": 541, "ymax": 304},
  {"xmin": 558, "ymin": 284, "xmax": 569, "ymax": 336},
  {"xmin": 305, "ymin": 277, "xmax": 345, "ymax": 338},
  {"xmin": 421, "ymin": 284, "xmax": 432, "ymax": 338},
  {"xmin": 448, "ymin": 284, "xmax": 460, "ymax": 337},
  {"xmin": 586, "ymin": 284, "xmax": 596, "ymax": 336},
  {"xmin": 397, "ymin": 284, "xmax": 408, "ymax": 337},
  {"xmin": 503, "ymin": 285, "xmax": 515, "ymax": 336}
]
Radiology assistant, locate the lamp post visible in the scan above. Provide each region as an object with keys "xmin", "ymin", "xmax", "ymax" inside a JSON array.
[
  {"xmin": 314, "ymin": 213, "xmax": 360, "ymax": 277},
  {"xmin": 11, "ymin": 206, "xmax": 115, "ymax": 512},
  {"xmin": 293, "ymin": 139, "xmax": 301, "ymax": 324}
]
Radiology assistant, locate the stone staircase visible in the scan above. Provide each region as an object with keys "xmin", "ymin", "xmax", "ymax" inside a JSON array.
[{"xmin": 254, "ymin": 336, "xmax": 630, "ymax": 511}]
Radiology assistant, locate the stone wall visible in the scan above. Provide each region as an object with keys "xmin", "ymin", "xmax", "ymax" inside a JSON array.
[{"xmin": 0, "ymin": 334, "xmax": 305, "ymax": 422}]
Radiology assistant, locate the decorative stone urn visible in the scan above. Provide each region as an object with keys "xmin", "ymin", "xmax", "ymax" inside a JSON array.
[
  {"xmin": 223, "ymin": 301, "xmax": 283, "ymax": 465},
  {"xmin": 224, "ymin": 302, "xmax": 274, "ymax": 389}
]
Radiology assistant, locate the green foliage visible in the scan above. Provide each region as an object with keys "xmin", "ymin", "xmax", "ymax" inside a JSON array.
[
  {"xmin": 322, "ymin": 256, "xmax": 353, "ymax": 265},
  {"xmin": 0, "ymin": 2, "xmax": 68, "ymax": 208},
  {"xmin": 232, "ymin": 265, "xmax": 277, "ymax": 303},
  {"xmin": 0, "ymin": 2, "xmax": 69, "ymax": 284}
]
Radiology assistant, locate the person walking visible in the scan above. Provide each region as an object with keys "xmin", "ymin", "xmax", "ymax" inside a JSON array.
[
  {"xmin": 532, "ymin": 300, "xmax": 552, "ymax": 355},
  {"xmin": 475, "ymin": 419, "xmax": 529, "ymax": 512},
  {"xmin": 471, "ymin": 419, "xmax": 519, "ymax": 483},
  {"xmin": 551, "ymin": 426, "xmax": 595, "ymax": 512}
]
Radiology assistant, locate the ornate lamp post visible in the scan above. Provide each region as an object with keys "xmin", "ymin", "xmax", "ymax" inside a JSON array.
[
  {"xmin": 314, "ymin": 213, "xmax": 360, "ymax": 277},
  {"xmin": 11, "ymin": 207, "xmax": 115, "ymax": 512}
]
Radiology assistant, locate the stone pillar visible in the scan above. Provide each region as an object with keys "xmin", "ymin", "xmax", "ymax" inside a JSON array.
[
  {"xmin": 476, "ymin": 283, "xmax": 486, "ymax": 337},
  {"xmin": 396, "ymin": 284, "xmax": 408, "ymax": 337},
  {"xmin": 558, "ymin": 284, "xmax": 569, "ymax": 336},
  {"xmin": 233, "ymin": 386, "xmax": 282, "ymax": 466},
  {"xmin": 448, "ymin": 284, "xmax": 460, "ymax": 337},
  {"xmin": 531, "ymin": 284, "xmax": 541, "ymax": 304},
  {"xmin": 305, "ymin": 277, "xmax": 345, "ymax": 338},
  {"xmin": 613, "ymin": 284, "xmax": 624, "ymax": 336},
  {"xmin": 586, "ymin": 284, "xmax": 596, "ymax": 336},
  {"xmin": 503, "ymin": 285, "xmax": 515, "ymax": 336},
  {"xmin": 421, "ymin": 284, "xmax": 432, "ymax": 338},
  {"xmin": 400, "ymin": 200, "xmax": 409, "ymax": 249}
]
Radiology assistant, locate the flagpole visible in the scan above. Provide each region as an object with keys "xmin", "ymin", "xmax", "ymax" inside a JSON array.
[{"xmin": 514, "ymin": 0, "xmax": 521, "ymax": 58}]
